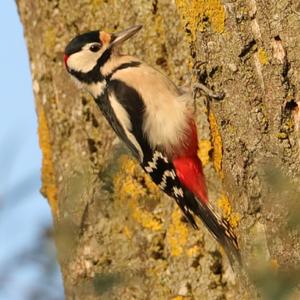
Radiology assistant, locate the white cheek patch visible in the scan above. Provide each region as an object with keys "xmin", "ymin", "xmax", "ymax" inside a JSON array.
[{"xmin": 67, "ymin": 50, "xmax": 100, "ymax": 73}]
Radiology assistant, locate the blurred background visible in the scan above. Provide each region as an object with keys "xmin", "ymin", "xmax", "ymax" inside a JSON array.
[{"xmin": 0, "ymin": 2, "xmax": 64, "ymax": 299}]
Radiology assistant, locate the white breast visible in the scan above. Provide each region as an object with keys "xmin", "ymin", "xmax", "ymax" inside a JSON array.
[{"xmin": 112, "ymin": 61, "xmax": 191, "ymax": 155}]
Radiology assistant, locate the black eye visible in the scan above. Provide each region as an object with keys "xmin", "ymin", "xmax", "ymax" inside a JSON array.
[{"xmin": 89, "ymin": 44, "xmax": 101, "ymax": 52}]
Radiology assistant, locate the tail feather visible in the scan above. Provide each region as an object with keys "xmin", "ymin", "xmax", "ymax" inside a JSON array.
[
  {"xmin": 194, "ymin": 197, "xmax": 241, "ymax": 265},
  {"xmin": 174, "ymin": 188, "xmax": 241, "ymax": 265},
  {"xmin": 141, "ymin": 149, "xmax": 241, "ymax": 264}
]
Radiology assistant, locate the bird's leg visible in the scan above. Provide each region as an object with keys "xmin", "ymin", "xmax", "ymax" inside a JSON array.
[{"xmin": 193, "ymin": 82, "xmax": 225, "ymax": 100}]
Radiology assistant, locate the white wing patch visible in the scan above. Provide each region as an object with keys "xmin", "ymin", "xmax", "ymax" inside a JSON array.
[
  {"xmin": 143, "ymin": 151, "xmax": 184, "ymax": 198},
  {"xmin": 158, "ymin": 169, "xmax": 176, "ymax": 189},
  {"xmin": 109, "ymin": 92, "xmax": 144, "ymax": 161},
  {"xmin": 144, "ymin": 151, "xmax": 168, "ymax": 172}
]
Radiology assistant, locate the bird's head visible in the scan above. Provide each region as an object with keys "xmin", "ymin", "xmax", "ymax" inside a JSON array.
[{"xmin": 64, "ymin": 25, "xmax": 142, "ymax": 83}]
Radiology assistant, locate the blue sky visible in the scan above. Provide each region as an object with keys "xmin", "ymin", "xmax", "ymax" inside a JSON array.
[{"xmin": 0, "ymin": 2, "xmax": 63, "ymax": 299}]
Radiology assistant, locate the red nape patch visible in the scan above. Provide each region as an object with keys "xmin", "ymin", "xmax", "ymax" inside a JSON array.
[
  {"xmin": 173, "ymin": 156, "xmax": 208, "ymax": 204},
  {"xmin": 63, "ymin": 54, "xmax": 69, "ymax": 67}
]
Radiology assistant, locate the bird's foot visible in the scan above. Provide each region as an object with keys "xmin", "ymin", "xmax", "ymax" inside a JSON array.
[{"xmin": 193, "ymin": 82, "xmax": 225, "ymax": 100}]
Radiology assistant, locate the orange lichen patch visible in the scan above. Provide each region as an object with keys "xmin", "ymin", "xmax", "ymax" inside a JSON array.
[
  {"xmin": 100, "ymin": 31, "xmax": 111, "ymax": 45},
  {"xmin": 258, "ymin": 48, "xmax": 269, "ymax": 65},
  {"xmin": 217, "ymin": 194, "xmax": 240, "ymax": 228},
  {"xmin": 38, "ymin": 105, "xmax": 58, "ymax": 215},
  {"xmin": 208, "ymin": 111, "xmax": 223, "ymax": 178},
  {"xmin": 176, "ymin": 0, "xmax": 225, "ymax": 41},
  {"xmin": 113, "ymin": 155, "xmax": 162, "ymax": 231},
  {"xmin": 197, "ymin": 139, "xmax": 212, "ymax": 166},
  {"xmin": 166, "ymin": 208, "xmax": 189, "ymax": 256}
]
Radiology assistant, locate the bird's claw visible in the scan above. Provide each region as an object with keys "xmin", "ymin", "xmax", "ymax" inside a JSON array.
[{"xmin": 193, "ymin": 82, "xmax": 225, "ymax": 100}]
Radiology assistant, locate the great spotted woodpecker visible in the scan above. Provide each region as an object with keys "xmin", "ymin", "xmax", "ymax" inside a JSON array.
[{"xmin": 64, "ymin": 25, "xmax": 241, "ymax": 263}]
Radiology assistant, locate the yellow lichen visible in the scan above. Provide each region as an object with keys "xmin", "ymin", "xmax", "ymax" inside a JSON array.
[
  {"xmin": 284, "ymin": 118, "xmax": 294, "ymax": 130},
  {"xmin": 258, "ymin": 48, "xmax": 269, "ymax": 65},
  {"xmin": 38, "ymin": 105, "xmax": 58, "ymax": 215},
  {"xmin": 197, "ymin": 139, "xmax": 212, "ymax": 166},
  {"xmin": 217, "ymin": 194, "xmax": 240, "ymax": 228},
  {"xmin": 91, "ymin": 0, "xmax": 102, "ymax": 10},
  {"xmin": 187, "ymin": 245, "xmax": 202, "ymax": 257},
  {"xmin": 176, "ymin": 0, "xmax": 225, "ymax": 41},
  {"xmin": 132, "ymin": 207, "xmax": 162, "ymax": 231},
  {"xmin": 113, "ymin": 156, "xmax": 162, "ymax": 231},
  {"xmin": 123, "ymin": 226, "xmax": 133, "ymax": 239},
  {"xmin": 147, "ymin": 259, "xmax": 168, "ymax": 276},
  {"xmin": 43, "ymin": 28, "xmax": 57, "ymax": 54},
  {"xmin": 208, "ymin": 111, "xmax": 223, "ymax": 178},
  {"xmin": 154, "ymin": 15, "xmax": 165, "ymax": 43},
  {"xmin": 166, "ymin": 208, "xmax": 189, "ymax": 256},
  {"xmin": 276, "ymin": 132, "xmax": 287, "ymax": 139}
]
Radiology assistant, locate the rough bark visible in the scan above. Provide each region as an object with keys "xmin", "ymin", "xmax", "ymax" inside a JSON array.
[{"xmin": 17, "ymin": 0, "xmax": 300, "ymax": 299}]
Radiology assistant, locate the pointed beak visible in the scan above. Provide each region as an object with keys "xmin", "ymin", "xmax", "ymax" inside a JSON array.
[{"xmin": 110, "ymin": 25, "xmax": 142, "ymax": 48}]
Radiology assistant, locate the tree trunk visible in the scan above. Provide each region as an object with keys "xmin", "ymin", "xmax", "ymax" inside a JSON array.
[{"xmin": 17, "ymin": 0, "xmax": 300, "ymax": 299}]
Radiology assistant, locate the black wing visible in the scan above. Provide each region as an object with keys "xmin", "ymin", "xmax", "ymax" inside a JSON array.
[
  {"xmin": 142, "ymin": 150, "xmax": 241, "ymax": 264},
  {"xmin": 95, "ymin": 88, "xmax": 142, "ymax": 160}
]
